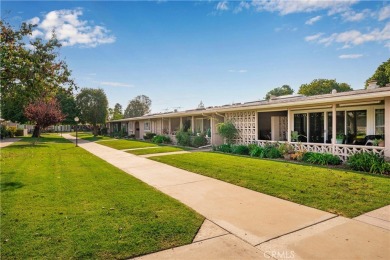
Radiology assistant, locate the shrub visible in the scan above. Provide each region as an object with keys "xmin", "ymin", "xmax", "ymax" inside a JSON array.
[
  {"xmin": 175, "ymin": 130, "xmax": 191, "ymax": 146},
  {"xmin": 264, "ymin": 146, "xmax": 282, "ymax": 159},
  {"xmin": 15, "ymin": 129, "xmax": 25, "ymax": 136},
  {"xmin": 216, "ymin": 121, "xmax": 238, "ymax": 144},
  {"xmin": 215, "ymin": 144, "xmax": 232, "ymax": 153},
  {"xmin": 348, "ymin": 152, "xmax": 390, "ymax": 174},
  {"xmin": 192, "ymin": 135, "xmax": 208, "ymax": 148},
  {"xmin": 7, "ymin": 126, "xmax": 17, "ymax": 137},
  {"xmin": 278, "ymin": 143, "xmax": 295, "ymax": 155},
  {"xmin": 0, "ymin": 125, "xmax": 9, "ymax": 138},
  {"xmin": 249, "ymin": 146, "xmax": 265, "ymax": 157},
  {"xmin": 231, "ymin": 145, "xmax": 250, "ymax": 155},
  {"xmin": 152, "ymin": 135, "xmax": 171, "ymax": 144},
  {"xmin": 144, "ymin": 132, "xmax": 156, "ymax": 140},
  {"xmin": 128, "ymin": 134, "xmax": 136, "ymax": 139},
  {"xmin": 303, "ymin": 152, "xmax": 342, "ymax": 165}
]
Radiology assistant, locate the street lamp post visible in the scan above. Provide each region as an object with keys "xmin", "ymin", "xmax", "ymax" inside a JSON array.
[{"xmin": 74, "ymin": 117, "xmax": 79, "ymax": 147}]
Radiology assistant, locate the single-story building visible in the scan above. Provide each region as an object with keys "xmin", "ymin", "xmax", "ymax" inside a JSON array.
[{"xmin": 108, "ymin": 84, "xmax": 390, "ymax": 161}]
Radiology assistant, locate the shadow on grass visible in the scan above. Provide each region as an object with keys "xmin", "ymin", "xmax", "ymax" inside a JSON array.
[
  {"xmin": 1, "ymin": 181, "xmax": 24, "ymax": 192},
  {"xmin": 3, "ymin": 144, "xmax": 49, "ymax": 149}
]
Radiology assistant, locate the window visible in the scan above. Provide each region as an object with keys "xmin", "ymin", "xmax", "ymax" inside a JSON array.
[
  {"xmin": 308, "ymin": 112, "xmax": 324, "ymax": 143},
  {"xmin": 327, "ymin": 111, "xmax": 345, "ymax": 141},
  {"xmin": 346, "ymin": 110, "xmax": 366, "ymax": 144},
  {"xmin": 294, "ymin": 113, "xmax": 307, "ymax": 142},
  {"xmin": 144, "ymin": 121, "xmax": 150, "ymax": 131},
  {"xmin": 375, "ymin": 109, "xmax": 385, "ymax": 137}
]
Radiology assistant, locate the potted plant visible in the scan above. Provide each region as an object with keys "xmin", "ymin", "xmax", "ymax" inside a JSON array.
[
  {"xmin": 291, "ymin": 131, "xmax": 299, "ymax": 142},
  {"xmin": 373, "ymin": 139, "xmax": 384, "ymax": 147},
  {"xmin": 278, "ymin": 143, "xmax": 295, "ymax": 160},
  {"xmin": 336, "ymin": 133, "xmax": 344, "ymax": 144}
]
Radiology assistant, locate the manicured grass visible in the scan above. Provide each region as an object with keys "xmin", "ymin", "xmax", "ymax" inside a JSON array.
[
  {"xmin": 0, "ymin": 134, "xmax": 203, "ymax": 259},
  {"xmin": 126, "ymin": 146, "xmax": 184, "ymax": 156},
  {"xmin": 71, "ymin": 132, "xmax": 113, "ymax": 142},
  {"xmin": 151, "ymin": 152, "xmax": 390, "ymax": 218},
  {"xmin": 96, "ymin": 139, "xmax": 157, "ymax": 150}
]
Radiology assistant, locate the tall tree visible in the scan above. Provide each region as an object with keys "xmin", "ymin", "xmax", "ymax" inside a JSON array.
[
  {"xmin": 76, "ymin": 88, "xmax": 108, "ymax": 136},
  {"xmin": 112, "ymin": 103, "xmax": 123, "ymax": 120},
  {"xmin": 0, "ymin": 19, "xmax": 76, "ymax": 123},
  {"xmin": 298, "ymin": 79, "xmax": 352, "ymax": 96},
  {"xmin": 24, "ymin": 98, "xmax": 65, "ymax": 137},
  {"xmin": 264, "ymin": 85, "xmax": 294, "ymax": 100},
  {"xmin": 365, "ymin": 58, "xmax": 390, "ymax": 88},
  {"xmin": 124, "ymin": 95, "xmax": 151, "ymax": 118},
  {"xmin": 56, "ymin": 89, "xmax": 79, "ymax": 125}
]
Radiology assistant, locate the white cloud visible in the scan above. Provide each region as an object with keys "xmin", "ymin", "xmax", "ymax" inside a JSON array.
[
  {"xmin": 251, "ymin": 0, "xmax": 357, "ymax": 15},
  {"xmin": 305, "ymin": 22, "xmax": 390, "ymax": 48},
  {"xmin": 341, "ymin": 9, "xmax": 371, "ymax": 22},
  {"xmin": 339, "ymin": 54, "xmax": 363, "ymax": 59},
  {"xmin": 30, "ymin": 29, "xmax": 43, "ymax": 39},
  {"xmin": 228, "ymin": 69, "xmax": 247, "ymax": 73},
  {"xmin": 216, "ymin": 1, "xmax": 229, "ymax": 11},
  {"xmin": 26, "ymin": 17, "xmax": 40, "ymax": 25},
  {"xmin": 98, "ymin": 81, "xmax": 134, "ymax": 88},
  {"xmin": 305, "ymin": 33, "xmax": 324, "ymax": 42},
  {"xmin": 234, "ymin": 1, "xmax": 251, "ymax": 13},
  {"xmin": 305, "ymin": 15, "xmax": 322, "ymax": 25},
  {"xmin": 28, "ymin": 8, "xmax": 115, "ymax": 48},
  {"xmin": 379, "ymin": 6, "xmax": 390, "ymax": 21}
]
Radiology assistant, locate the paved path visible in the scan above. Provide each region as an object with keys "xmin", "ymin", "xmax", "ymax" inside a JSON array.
[
  {"xmin": 63, "ymin": 134, "xmax": 390, "ymax": 259},
  {"xmin": 0, "ymin": 138, "xmax": 21, "ymax": 148}
]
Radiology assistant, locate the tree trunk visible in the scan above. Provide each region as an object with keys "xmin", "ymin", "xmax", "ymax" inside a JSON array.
[
  {"xmin": 92, "ymin": 125, "xmax": 98, "ymax": 136},
  {"xmin": 32, "ymin": 125, "xmax": 40, "ymax": 138}
]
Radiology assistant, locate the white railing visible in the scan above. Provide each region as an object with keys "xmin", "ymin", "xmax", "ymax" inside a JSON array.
[{"xmin": 253, "ymin": 140, "xmax": 385, "ymax": 162}]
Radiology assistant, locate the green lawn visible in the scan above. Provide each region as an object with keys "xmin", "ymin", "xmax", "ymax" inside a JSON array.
[
  {"xmin": 0, "ymin": 135, "xmax": 203, "ymax": 259},
  {"xmin": 96, "ymin": 139, "xmax": 157, "ymax": 150},
  {"xmin": 151, "ymin": 152, "xmax": 390, "ymax": 218},
  {"xmin": 126, "ymin": 146, "xmax": 184, "ymax": 156},
  {"xmin": 71, "ymin": 132, "xmax": 113, "ymax": 142}
]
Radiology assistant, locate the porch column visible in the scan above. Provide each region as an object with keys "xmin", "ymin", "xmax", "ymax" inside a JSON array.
[
  {"xmin": 385, "ymin": 97, "xmax": 390, "ymax": 160},
  {"xmin": 210, "ymin": 116, "xmax": 214, "ymax": 145},
  {"xmin": 332, "ymin": 103, "xmax": 337, "ymax": 154},
  {"xmin": 169, "ymin": 118, "xmax": 172, "ymax": 134},
  {"xmin": 191, "ymin": 116, "xmax": 195, "ymax": 133},
  {"xmin": 287, "ymin": 108, "xmax": 291, "ymax": 142}
]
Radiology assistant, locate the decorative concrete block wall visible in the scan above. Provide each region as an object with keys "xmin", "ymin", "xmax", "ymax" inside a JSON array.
[{"xmin": 225, "ymin": 110, "xmax": 257, "ymax": 144}]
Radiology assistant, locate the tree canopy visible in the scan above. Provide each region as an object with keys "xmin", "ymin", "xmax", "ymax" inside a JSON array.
[
  {"xmin": 365, "ymin": 58, "xmax": 390, "ymax": 88},
  {"xmin": 298, "ymin": 79, "xmax": 352, "ymax": 96},
  {"xmin": 24, "ymin": 98, "xmax": 65, "ymax": 137},
  {"xmin": 0, "ymin": 19, "xmax": 76, "ymax": 123},
  {"xmin": 76, "ymin": 88, "xmax": 108, "ymax": 136},
  {"xmin": 264, "ymin": 85, "xmax": 294, "ymax": 100},
  {"xmin": 56, "ymin": 90, "xmax": 79, "ymax": 125},
  {"xmin": 124, "ymin": 95, "xmax": 151, "ymax": 118},
  {"xmin": 112, "ymin": 103, "xmax": 124, "ymax": 120}
]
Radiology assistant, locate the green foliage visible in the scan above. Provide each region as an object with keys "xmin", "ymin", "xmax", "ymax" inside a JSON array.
[
  {"xmin": 15, "ymin": 129, "xmax": 25, "ymax": 136},
  {"xmin": 348, "ymin": 152, "xmax": 390, "ymax": 175},
  {"xmin": 216, "ymin": 121, "xmax": 239, "ymax": 144},
  {"xmin": 249, "ymin": 145, "xmax": 265, "ymax": 157},
  {"xmin": 56, "ymin": 90, "xmax": 79, "ymax": 125},
  {"xmin": 298, "ymin": 79, "xmax": 352, "ymax": 96},
  {"xmin": 144, "ymin": 132, "xmax": 156, "ymax": 140},
  {"xmin": 0, "ymin": 19, "xmax": 76, "ymax": 123},
  {"xmin": 365, "ymin": 58, "xmax": 390, "ymax": 88},
  {"xmin": 302, "ymin": 152, "xmax": 342, "ymax": 165},
  {"xmin": 124, "ymin": 95, "xmax": 151, "ymax": 118},
  {"xmin": 278, "ymin": 143, "xmax": 295, "ymax": 154},
  {"xmin": 263, "ymin": 145, "xmax": 282, "ymax": 159},
  {"xmin": 112, "ymin": 103, "xmax": 124, "ymax": 120},
  {"xmin": 264, "ymin": 85, "xmax": 294, "ymax": 100},
  {"xmin": 231, "ymin": 145, "xmax": 250, "ymax": 155},
  {"xmin": 175, "ymin": 130, "xmax": 192, "ymax": 146},
  {"xmin": 76, "ymin": 88, "xmax": 108, "ymax": 136},
  {"xmin": 214, "ymin": 144, "xmax": 232, "ymax": 153},
  {"xmin": 0, "ymin": 125, "xmax": 17, "ymax": 138},
  {"xmin": 192, "ymin": 134, "xmax": 208, "ymax": 148},
  {"xmin": 152, "ymin": 135, "xmax": 171, "ymax": 144}
]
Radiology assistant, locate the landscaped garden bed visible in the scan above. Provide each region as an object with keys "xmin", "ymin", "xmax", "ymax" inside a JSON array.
[
  {"xmin": 1, "ymin": 135, "xmax": 203, "ymax": 259},
  {"xmin": 151, "ymin": 152, "xmax": 390, "ymax": 218}
]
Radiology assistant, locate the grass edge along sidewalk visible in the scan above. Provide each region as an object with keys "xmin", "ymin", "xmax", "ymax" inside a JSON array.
[
  {"xmin": 0, "ymin": 134, "xmax": 203, "ymax": 259},
  {"xmin": 151, "ymin": 152, "xmax": 390, "ymax": 218}
]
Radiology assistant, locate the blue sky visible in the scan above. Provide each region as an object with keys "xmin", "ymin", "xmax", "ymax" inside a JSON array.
[{"xmin": 3, "ymin": 1, "xmax": 390, "ymax": 113}]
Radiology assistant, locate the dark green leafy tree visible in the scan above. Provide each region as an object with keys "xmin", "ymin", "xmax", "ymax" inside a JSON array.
[
  {"xmin": 112, "ymin": 103, "xmax": 123, "ymax": 120},
  {"xmin": 56, "ymin": 89, "xmax": 79, "ymax": 125},
  {"xmin": 76, "ymin": 88, "xmax": 108, "ymax": 136},
  {"xmin": 264, "ymin": 85, "xmax": 294, "ymax": 100},
  {"xmin": 298, "ymin": 79, "xmax": 352, "ymax": 96},
  {"xmin": 0, "ymin": 19, "xmax": 76, "ymax": 124},
  {"xmin": 365, "ymin": 59, "xmax": 390, "ymax": 88},
  {"xmin": 217, "ymin": 121, "xmax": 239, "ymax": 144},
  {"xmin": 124, "ymin": 95, "xmax": 151, "ymax": 118}
]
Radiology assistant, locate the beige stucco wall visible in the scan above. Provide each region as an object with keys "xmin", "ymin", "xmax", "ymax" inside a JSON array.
[
  {"xmin": 385, "ymin": 97, "xmax": 390, "ymax": 160},
  {"xmin": 211, "ymin": 114, "xmax": 224, "ymax": 145}
]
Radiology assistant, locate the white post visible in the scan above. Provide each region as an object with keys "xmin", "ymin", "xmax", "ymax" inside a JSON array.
[
  {"xmin": 287, "ymin": 109, "xmax": 291, "ymax": 142},
  {"xmin": 180, "ymin": 117, "xmax": 183, "ymax": 129},
  {"xmin": 169, "ymin": 118, "xmax": 172, "ymax": 134},
  {"xmin": 385, "ymin": 97, "xmax": 390, "ymax": 160},
  {"xmin": 332, "ymin": 103, "xmax": 337, "ymax": 154},
  {"xmin": 191, "ymin": 116, "xmax": 195, "ymax": 133}
]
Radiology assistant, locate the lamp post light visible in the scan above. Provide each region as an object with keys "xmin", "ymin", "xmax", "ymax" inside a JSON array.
[{"xmin": 74, "ymin": 117, "xmax": 79, "ymax": 147}]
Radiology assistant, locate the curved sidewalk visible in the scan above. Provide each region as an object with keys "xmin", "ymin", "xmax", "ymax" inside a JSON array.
[{"xmin": 63, "ymin": 134, "xmax": 390, "ymax": 259}]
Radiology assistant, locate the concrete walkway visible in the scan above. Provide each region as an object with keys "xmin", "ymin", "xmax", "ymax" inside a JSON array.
[
  {"xmin": 63, "ymin": 134, "xmax": 390, "ymax": 259},
  {"xmin": 0, "ymin": 138, "xmax": 21, "ymax": 148}
]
